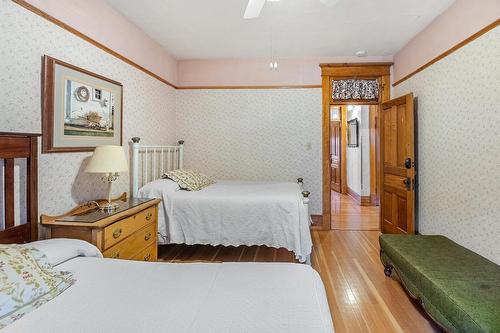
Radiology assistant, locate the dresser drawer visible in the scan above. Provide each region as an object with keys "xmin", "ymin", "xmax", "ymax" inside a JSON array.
[
  {"xmin": 103, "ymin": 206, "xmax": 155, "ymax": 250},
  {"xmin": 103, "ymin": 223, "xmax": 155, "ymax": 260},
  {"xmin": 131, "ymin": 243, "xmax": 158, "ymax": 262}
]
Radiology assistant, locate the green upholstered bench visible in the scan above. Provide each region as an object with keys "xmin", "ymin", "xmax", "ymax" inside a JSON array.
[{"xmin": 379, "ymin": 234, "xmax": 500, "ymax": 333}]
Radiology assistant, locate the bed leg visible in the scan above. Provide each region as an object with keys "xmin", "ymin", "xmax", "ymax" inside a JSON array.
[{"xmin": 131, "ymin": 137, "xmax": 141, "ymax": 198}]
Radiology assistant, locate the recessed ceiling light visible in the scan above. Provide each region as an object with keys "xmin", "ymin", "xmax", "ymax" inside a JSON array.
[{"xmin": 355, "ymin": 50, "xmax": 368, "ymax": 57}]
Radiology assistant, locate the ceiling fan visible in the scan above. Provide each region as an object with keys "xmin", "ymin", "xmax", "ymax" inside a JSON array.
[{"xmin": 244, "ymin": 0, "xmax": 339, "ymax": 19}]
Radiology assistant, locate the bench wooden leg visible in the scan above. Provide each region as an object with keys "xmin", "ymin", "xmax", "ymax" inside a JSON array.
[{"xmin": 384, "ymin": 265, "xmax": 393, "ymax": 277}]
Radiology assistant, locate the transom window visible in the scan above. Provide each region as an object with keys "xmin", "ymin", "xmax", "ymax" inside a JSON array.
[{"xmin": 331, "ymin": 79, "xmax": 379, "ymax": 100}]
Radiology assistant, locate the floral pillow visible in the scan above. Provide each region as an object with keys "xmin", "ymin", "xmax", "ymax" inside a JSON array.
[
  {"xmin": 162, "ymin": 169, "xmax": 215, "ymax": 191},
  {"xmin": 0, "ymin": 244, "xmax": 76, "ymax": 329}
]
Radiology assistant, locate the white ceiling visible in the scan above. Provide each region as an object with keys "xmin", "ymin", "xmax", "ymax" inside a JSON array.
[{"xmin": 105, "ymin": 0, "xmax": 455, "ymax": 60}]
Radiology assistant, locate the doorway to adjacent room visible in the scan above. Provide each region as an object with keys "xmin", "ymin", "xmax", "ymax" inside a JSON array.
[
  {"xmin": 329, "ymin": 104, "xmax": 380, "ymax": 230},
  {"xmin": 320, "ymin": 63, "xmax": 417, "ymax": 235}
]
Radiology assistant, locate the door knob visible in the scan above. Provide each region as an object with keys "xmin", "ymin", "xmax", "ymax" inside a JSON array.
[
  {"xmin": 404, "ymin": 158, "xmax": 413, "ymax": 169},
  {"xmin": 403, "ymin": 178, "xmax": 413, "ymax": 191}
]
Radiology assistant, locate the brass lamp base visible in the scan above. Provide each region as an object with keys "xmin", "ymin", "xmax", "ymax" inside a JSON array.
[
  {"xmin": 99, "ymin": 172, "xmax": 120, "ymax": 213},
  {"xmin": 99, "ymin": 201, "xmax": 120, "ymax": 213}
]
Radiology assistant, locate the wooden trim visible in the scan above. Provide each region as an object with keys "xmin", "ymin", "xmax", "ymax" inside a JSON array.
[
  {"xmin": 369, "ymin": 105, "xmax": 380, "ymax": 205},
  {"xmin": 320, "ymin": 62, "xmax": 393, "ymax": 68},
  {"xmin": 321, "ymin": 64, "xmax": 392, "ymax": 77},
  {"xmin": 393, "ymin": 19, "xmax": 500, "ymax": 86},
  {"xmin": 41, "ymin": 55, "xmax": 123, "ymax": 153},
  {"xmin": 340, "ymin": 105, "xmax": 348, "ymax": 194},
  {"xmin": 321, "ymin": 75, "xmax": 332, "ymax": 228},
  {"xmin": 12, "ymin": 0, "xmax": 176, "ymax": 89},
  {"xmin": 330, "ymin": 100, "xmax": 380, "ymax": 106},
  {"xmin": 176, "ymin": 85, "xmax": 321, "ymax": 90}
]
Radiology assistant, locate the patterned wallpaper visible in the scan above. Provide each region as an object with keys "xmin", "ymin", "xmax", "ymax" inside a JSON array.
[
  {"xmin": 0, "ymin": 0, "xmax": 177, "ymax": 217},
  {"xmin": 176, "ymin": 89, "xmax": 323, "ymax": 214},
  {"xmin": 395, "ymin": 26, "xmax": 500, "ymax": 264}
]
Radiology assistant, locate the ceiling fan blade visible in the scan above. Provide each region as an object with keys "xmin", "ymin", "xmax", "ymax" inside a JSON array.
[
  {"xmin": 244, "ymin": 0, "xmax": 266, "ymax": 19},
  {"xmin": 319, "ymin": 0, "xmax": 340, "ymax": 7}
]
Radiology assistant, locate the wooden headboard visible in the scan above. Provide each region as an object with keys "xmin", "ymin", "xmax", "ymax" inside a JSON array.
[{"xmin": 0, "ymin": 132, "xmax": 40, "ymax": 244}]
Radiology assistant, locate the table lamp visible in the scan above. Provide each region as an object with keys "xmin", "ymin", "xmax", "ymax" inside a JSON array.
[{"xmin": 85, "ymin": 145, "xmax": 128, "ymax": 212}]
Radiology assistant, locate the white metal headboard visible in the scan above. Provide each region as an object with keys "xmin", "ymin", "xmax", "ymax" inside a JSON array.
[{"xmin": 130, "ymin": 137, "xmax": 184, "ymax": 197}]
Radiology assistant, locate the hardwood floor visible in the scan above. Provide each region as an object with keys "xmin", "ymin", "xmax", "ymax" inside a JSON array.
[
  {"xmin": 158, "ymin": 231, "xmax": 439, "ymax": 333},
  {"xmin": 331, "ymin": 191, "xmax": 380, "ymax": 231},
  {"xmin": 159, "ymin": 243, "xmax": 297, "ymax": 263},
  {"xmin": 312, "ymin": 230, "xmax": 439, "ymax": 333}
]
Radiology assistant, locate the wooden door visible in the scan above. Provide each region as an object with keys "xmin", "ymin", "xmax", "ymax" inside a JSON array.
[
  {"xmin": 380, "ymin": 94, "xmax": 416, "ymax": 234},
  {"xmin": 330, "ymin": 120, "xmax": 341, "ymax": 192}
]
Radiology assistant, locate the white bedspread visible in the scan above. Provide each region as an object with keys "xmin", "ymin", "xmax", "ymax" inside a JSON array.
[
  {"xmin": 138, "ymin": 180, "xmax": 312, "ymax": 262},
  {"xmin": 5, "ymin": 258, "xmax": 334, "ymax": 333}
]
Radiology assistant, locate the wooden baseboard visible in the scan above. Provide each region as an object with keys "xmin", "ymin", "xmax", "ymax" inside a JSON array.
[
  {"xmin": 347, "ymin": 187, "xmax": 361, "ymax": 203},
  {"xmin": 347, "ymin": 187, "xmax": 374, "ymax": 206},
  {"xmin": 360, "ymin": 196, "xmax": 372, "ymax": 206},
  {"xmin": 311, "ymin": 215, "xmax": 328, "ymax": 230}
]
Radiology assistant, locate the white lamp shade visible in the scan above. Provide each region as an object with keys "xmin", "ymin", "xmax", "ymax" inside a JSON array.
[{"xmin": 85, "ymin": 145, "xmax": 128, "ymax": 173}]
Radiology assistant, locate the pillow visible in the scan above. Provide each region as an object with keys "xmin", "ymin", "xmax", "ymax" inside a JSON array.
[
  {"xmin": 156, "ymin": 178, "xmax": 181, "ymax": 192},
  {"xmin": 25, "ymin": 238, "xmax": 103, "ymax": 267},
  {"xmin": 163, "ymin": 169, "xmax": 215, "ymax": 191},
  {"xmin": 0, "ymin": 244, "xmax": 75, "ymax": 328}
]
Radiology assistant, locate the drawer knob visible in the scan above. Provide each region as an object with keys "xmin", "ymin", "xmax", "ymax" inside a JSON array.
[
  {"xmin": 145, "ymin": 212, "xmax": 153, "ymax": 221},
  {"xmin": 112, "ymin": 228, "xmax": 122, "ymax": 239},
  {"xmin": 111, "ymin": 252, "xmax": 120, "ymax": 259},
  {"xmin": 144, "ymin": 253, "xmax": 151, "ymax": 261},
  {"xmin": 144, "ymin": 232, "xmax": 152, "ymax": 241}
]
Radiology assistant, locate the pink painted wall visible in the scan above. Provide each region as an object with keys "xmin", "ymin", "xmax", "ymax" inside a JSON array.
[
  {"xmin": 394, "ymin": 0, "xmax": 500, "ymax": 83},
  {"xmin": 22, "ymin": 0, "xmax": 499, "ymax": 87},
  {"xmin": 22, "ymin": 0, "xmax": 178, "ymax": 85},
  {"xmin": 177, "ymin": 56, "xmax": 393, "ymax": 87}
]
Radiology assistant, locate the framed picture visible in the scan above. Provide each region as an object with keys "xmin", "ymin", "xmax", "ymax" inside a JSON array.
[
  {"xmin": 42, "ymin": 55, "xmax": 123, "ymax": 153},
  {"xmin": 347, "ymin": 118, "xmax": 359, "ymax": 148}
]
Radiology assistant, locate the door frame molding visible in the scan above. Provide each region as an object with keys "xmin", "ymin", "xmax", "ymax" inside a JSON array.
[{"xmin": 320, "ymin": 63, "xmax": 392, "ymax": 229}]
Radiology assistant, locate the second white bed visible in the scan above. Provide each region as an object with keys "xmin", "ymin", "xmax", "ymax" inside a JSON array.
[{"xmin": 138, "ymin": 179, "xmax": 312, "ymax": 262}]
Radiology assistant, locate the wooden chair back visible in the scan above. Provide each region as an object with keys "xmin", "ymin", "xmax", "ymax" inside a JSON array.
[{"xmin": 0, "ymin": 132, "xmax": 40, "ymax": 243}]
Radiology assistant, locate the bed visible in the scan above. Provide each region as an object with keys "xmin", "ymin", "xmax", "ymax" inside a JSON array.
[
  {"xmin": 3, "ymin": 240, "xmax": 334, "ymax": 333},
  {"xmin": 130, "ymin": 138, "xmax": 313, "ymax": 262}
]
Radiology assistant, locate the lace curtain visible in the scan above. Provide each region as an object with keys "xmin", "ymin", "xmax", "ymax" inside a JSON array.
[{"xmin": 331, "ymin": 79, "xmax": 379, "ymax": 100}]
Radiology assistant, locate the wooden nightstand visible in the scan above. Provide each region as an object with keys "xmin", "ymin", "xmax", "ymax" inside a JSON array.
[{"xmin": 41, "ymin": 194, "xmax": 161, "ymax": 262}]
